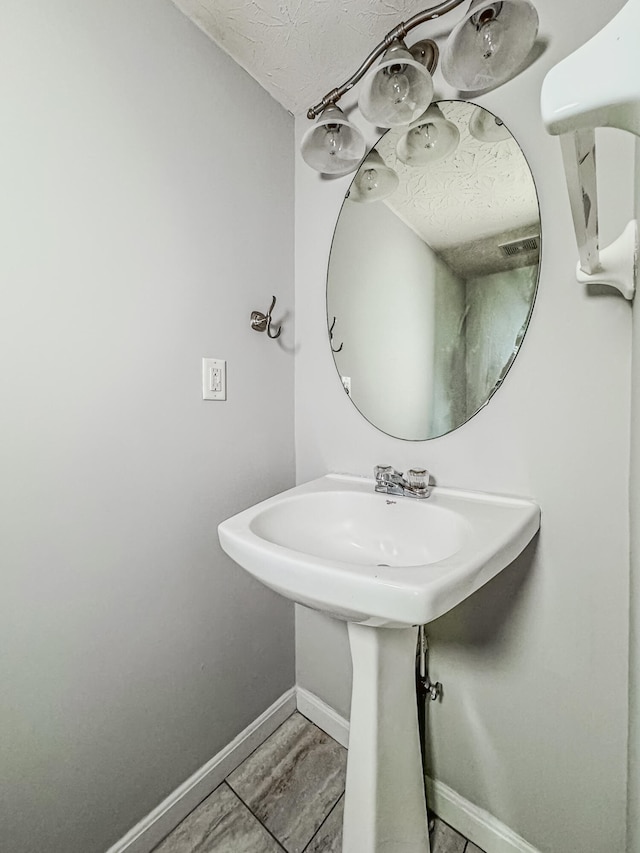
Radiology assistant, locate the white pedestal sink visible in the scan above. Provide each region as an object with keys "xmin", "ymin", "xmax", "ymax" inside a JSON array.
[{"xmin": 219, "ymin": 474, "xmax": 540, "ymax": 852}]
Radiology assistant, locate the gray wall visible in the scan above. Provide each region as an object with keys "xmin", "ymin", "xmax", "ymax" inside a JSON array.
[
  {"xmin": 0, "ymin": 3, "xmax": 295, "ymax": 852},
  {"xmin": 294, "ymin": 0, "xmax": 633, "ymax": 850}
]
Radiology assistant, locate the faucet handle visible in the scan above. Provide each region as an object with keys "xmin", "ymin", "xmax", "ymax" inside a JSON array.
[
  {"xmin": 375, "ymin": 465, "xmax": 392, "ymax": 477},
  {"xmin": 374, "ymin": 465, "xmax": 393, "ymax": 489},
  {"xmin": 407, "ymin": 468, "xmax": 429, "ymax": 495}
]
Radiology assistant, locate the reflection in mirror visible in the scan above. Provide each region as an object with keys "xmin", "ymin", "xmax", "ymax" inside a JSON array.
[{"xmin": 327, "ymin": 101, "xmax": 540, "ymax": 441}]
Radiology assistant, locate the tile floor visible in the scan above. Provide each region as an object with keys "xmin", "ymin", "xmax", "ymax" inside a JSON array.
[{"xmin": 152, "ymin": 712, "xmax": 485, "ymax": 853}]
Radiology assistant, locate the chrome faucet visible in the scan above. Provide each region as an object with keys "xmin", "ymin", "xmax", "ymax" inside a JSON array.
[{"xmin": 374, "ymin": 465, "xmax": 430, "ymax": 499}]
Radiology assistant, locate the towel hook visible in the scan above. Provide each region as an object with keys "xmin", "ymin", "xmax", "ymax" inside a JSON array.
[
  {"xmin": 250, "ymin": 295, "xmax": 281, "ymax": 339},
  {"xmin": 329, "ymin": 316, "xmax": 343, "ymax": 353}
]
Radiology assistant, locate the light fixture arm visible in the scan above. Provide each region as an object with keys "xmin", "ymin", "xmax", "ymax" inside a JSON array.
[{"xmin": 306, "ymin": 0, "xmax": 469, "ymax": 119}]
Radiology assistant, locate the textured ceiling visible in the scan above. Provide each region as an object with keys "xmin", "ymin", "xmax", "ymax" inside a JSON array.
[
  {"xmin": 170, "ymin": 3, "xmax": 538, "ymax": 271},
  {"xmin": 375, "ymin": 100, "xmax": 539, "ymax": 252},
  {"xmin": 170, "ymin": 0, "xmax": 458, "ymax": 116}
]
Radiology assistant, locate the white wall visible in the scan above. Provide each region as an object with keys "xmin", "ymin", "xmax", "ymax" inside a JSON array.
[
  {"xmin": 294, "ymin": 1, "xmax": 633, "ymax": 850},
  {"xmin": 0, "ymin": 3, "xmax": 295, "ymax": 852},
  {"xmin": 628, "ymin": 141, "xmax": 640, "ymax": 853},
  {"xmin": 329, "ymin": 200, "xmax": 438, "ymax": 439}
]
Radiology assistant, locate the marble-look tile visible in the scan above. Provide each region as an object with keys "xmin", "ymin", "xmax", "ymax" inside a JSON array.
[
  {"xmin": 152, "ymin": 783, "xmax": 283, "ymax": 853},
  {"xmin": 464, "ymin": 844, "xmax": 486, "ymax": 853},
  {"xmin": 430, "ymin": 816, "xmax": 467, "ymax": 853},
  {"xmin": 304, "ymin": 795, "xmax": 344, "ymax": 853},
  {"xmin": 228, "ymin": 712, "xmax": 347, "ymax": 853}
]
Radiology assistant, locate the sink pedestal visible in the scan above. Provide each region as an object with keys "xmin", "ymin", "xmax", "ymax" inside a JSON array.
[{"xmin": 343, "ymin": 623, "xmax": 431, "ymax": 853}]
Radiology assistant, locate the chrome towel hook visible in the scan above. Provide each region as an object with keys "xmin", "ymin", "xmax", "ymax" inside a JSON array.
[
  {"xmin": 329, "ymin": 316, "xmax": 343, "ymax": 352},
  {"xmin": 250, "ymin": 295, "xmax": 282, "ymax": 339}
]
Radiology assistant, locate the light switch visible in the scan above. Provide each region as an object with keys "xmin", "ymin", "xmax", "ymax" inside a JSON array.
[{"xmin": 202, "ymin": 358, "xmax": 226, "ymax": 401}]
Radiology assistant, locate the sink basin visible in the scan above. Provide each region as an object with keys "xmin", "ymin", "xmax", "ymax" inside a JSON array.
[{"xmin": 218, "ymin": 473, "xmax": 540, "ymax": 628}]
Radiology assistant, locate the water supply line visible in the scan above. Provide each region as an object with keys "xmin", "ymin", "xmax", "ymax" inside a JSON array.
[
  {"xmin": 417, "ymin": 625, "xmax": 442, "ymax": 702},
  {"xmin": 416, "ymin": 625, "xmax": 442, "ymax": 832}
]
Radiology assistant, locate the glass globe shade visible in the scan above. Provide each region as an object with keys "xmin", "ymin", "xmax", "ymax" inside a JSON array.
[
  {"xmin": 359, "ymin": 41, "xmax": 434, "ymax": 128},
  {"xmin": 349, "ymin": 151, "xmax": 399, "ymax": 203},
  {"xmin": 300, "ymin": 105, "xmax": 366, "ymax": 175},
  {"xmin": 441, "ymin": 0, "xmax": 539, "ymax": 91},
  {"xmin": 396, "ymin": 104, "xmax": 460, "ymax": 166}
]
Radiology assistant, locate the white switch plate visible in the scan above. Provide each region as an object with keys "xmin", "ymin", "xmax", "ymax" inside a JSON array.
[{"xmin": 202, "ymin": 358, "xmax": 226, "ymax": 401}]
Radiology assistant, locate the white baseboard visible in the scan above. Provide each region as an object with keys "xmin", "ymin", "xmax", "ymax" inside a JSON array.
[
  {"xmin": 106, "ymin": 685, "xmax": 539, "ymax": 853},
  {"xmin": 105, "ymin": 687, "xmax": 297, "ymax": 853},
  {"xmin": 295, "ymin": 686, "xmax": 350, "ymax": 748},
  {"xmin": 426, "ymin": 777, "xmax": 541, "ymax": 853},
  {"xmin": 293, "ymin": 688, "xmax": 540, "ymax": 853}
]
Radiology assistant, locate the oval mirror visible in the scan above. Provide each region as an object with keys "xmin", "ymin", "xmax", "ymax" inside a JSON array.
[{"xmin": 327, "ymin": 101, "xmax": 540, "ymax": 441}]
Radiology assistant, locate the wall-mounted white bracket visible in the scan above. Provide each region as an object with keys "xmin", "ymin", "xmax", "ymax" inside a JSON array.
[
  {"xmin": 541, "ymin": 0, "xmax": 640, "ymax": 301},
  {"xmin": 556, "ymin": 130, "xmax": 637, "ymax": 299},
  {"xmin": 575, "ymin": 219, "xmax": 638, "ymax": 300}
]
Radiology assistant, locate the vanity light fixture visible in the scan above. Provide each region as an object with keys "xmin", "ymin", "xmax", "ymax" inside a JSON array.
[
  {"xmin": 396, "ymin": 104, "xmax": 460, "ymax": 166},
  {"xmin": 300, "ymin": 104, "xmax": 366, "ymax": 176},
  {"xmin": 301, "ymin": 0, "xmax": 539, "ymax": 176},
  {"xmin": 349, "ymin": 151, "xmax": 399, "ymax": 202},
  {"xmin": 468, "ymin": 105, "xmax": 511, "ymax": 141}
]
